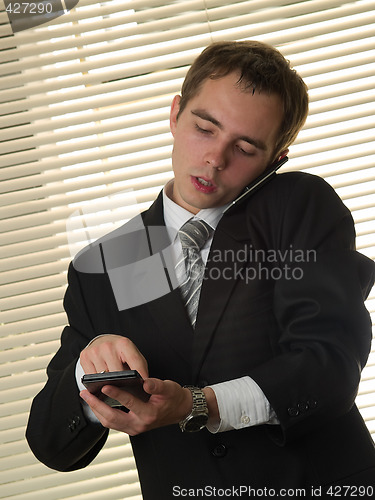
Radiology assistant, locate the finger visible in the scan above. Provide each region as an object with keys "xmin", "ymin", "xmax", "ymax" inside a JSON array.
[
  {"xmin": 82, "ymin": 336, "xmax": 148, "ymax": 376},
  {"xmin": 79, "ymin": 349, "xmax": 98, "ymax": 374},
  {"xmin": 80, "ymin": 357, "xmax": 109, "ymax": 376},
  {"xmin": 92, "ymin": 339, "xmax": 126, "ymax": 372},
  {"xmin": 80, "ymin": 344, "xmax": 110, "ymax": 374},
  {"xmin": 80, "ymin": 390, "xmax": 111, "ymax": 418},
  {"xmin": 81, "ymin": 337, "xmax": 126, "ymax": 373},
  {"xmin": 101, "ymin": 385, "xmax": 146, "ymax": 414},
  {"xmin": 105, "ymin": 359, "xmax": 127, "ymax": 373},
  {"xmin": 87, "ymin": 387, "xmax": 154, "ymax": 436},
  {"xmin": 117, "ymin": 338, "xmax": 149, "ymax": 379},
  {"xmin": 80, "ymin": 390, "xmax": 130, "ymax": 430},
  {"xmin": 89, "ymin": 341, "xmax": 126, "ymax": 372}
]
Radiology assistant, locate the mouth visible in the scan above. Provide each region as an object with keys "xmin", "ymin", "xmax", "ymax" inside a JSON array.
[
  {"xmin": 197, "ymin": 177, "xmax": 213, "ymax": 187},
  {"xmin": 191, "ymin": 176, "xmax": 217, "ymax": 193}
]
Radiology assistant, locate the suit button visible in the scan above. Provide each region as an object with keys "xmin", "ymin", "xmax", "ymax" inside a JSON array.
[
  {"xmin": 288, "ymin": 407, "xmax": 299, "ymax": 417},
  {"xmin": 298, "ymin": 402, "xmax": 309, "ymax": 413},
  {"xmin": 68, "ymin": 416, "xmax": 81, "ymax": 432},
  {"xmin": 212, "ymin": 444, "xmax": 227, "ymax": 458}
]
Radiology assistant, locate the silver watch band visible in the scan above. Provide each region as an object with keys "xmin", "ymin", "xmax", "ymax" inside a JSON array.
[{"xmin": 179, "ymin": 386, "xmax": 209, "ymax": 432}]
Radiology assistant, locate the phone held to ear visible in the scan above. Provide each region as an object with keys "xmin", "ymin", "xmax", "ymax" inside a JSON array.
[
  {"xmin": 223, "ymin": 156, "xmax": 288, "ymax": 214},
  {"xmin": 82, "ymin": 370, "xmax": 150, "ymax": 408}
]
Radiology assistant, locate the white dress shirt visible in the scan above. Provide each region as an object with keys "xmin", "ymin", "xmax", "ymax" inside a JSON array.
[{"xmin": 76, "ymin": 181, "xmax": 278, "ymax": 430}]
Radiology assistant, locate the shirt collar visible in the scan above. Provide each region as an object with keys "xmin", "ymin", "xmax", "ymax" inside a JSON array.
[{"xmin": 162, "ymin": 180, "xmax": 229, "ymax": 242}]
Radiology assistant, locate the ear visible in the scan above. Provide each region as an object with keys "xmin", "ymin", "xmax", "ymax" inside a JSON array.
[
  {"xmin": 278, "ymin": 149, "xmax": 289, "ymax": 160},
  {"xmin": 170, "ymin": 95, "xmax": 181, "ymax": 137}
]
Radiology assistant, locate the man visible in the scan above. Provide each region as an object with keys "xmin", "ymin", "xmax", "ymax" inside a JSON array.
[{"xmin": 26, "ymin": 41, "xmax": 375, "ymax": 497}]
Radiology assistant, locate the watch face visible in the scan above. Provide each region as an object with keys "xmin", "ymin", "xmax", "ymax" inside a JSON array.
[{"xmin": 184, "ymin": 414, "xmax": 209, "ymax": 432}]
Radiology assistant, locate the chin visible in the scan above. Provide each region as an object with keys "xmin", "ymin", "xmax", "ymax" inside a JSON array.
[{"xmin": 179, "ymin": 188, "xmax": 228, "ymax": 212}]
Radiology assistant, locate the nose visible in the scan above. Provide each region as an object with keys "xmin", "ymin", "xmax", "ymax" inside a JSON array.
[{"xmin": 204, "ymin": 145, "xmax": 227, "ymax": 171}]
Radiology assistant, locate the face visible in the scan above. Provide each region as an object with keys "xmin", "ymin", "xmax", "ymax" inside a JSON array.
[{"xmin": 169, "ymin": 72, "xmax": 287, "ymax": 214}]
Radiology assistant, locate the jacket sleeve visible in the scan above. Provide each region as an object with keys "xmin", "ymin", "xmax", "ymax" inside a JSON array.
[
  {"xmin": 248, "ymin": 173, "xmax": 375, "ymax": 445},
  {"xmin": 26, "ymin": 263, "xmax": 109, "ymax": 472}
]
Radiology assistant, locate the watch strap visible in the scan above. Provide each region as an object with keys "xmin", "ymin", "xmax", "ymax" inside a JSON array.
[{"xmin": 179, "ymin": 386, "xmax": 208, "ymax": 432}]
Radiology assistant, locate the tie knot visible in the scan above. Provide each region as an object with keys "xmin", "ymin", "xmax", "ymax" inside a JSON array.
[{"xmin": 178, "ymin": 219, "xmax": 212, "ymax": 251}]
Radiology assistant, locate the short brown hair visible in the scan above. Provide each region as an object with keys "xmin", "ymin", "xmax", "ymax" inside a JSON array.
[{"xmin": 178, "ymin": 40, "xmax": 308, "ymax": 160}]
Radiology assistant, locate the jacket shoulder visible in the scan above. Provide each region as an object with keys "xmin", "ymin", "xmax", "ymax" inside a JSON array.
[
  {"xmin": 273, "ymin": 171, "xmax": 341, "ymax": 195},
  {"xmin": 261, "ymin": 171, "xmax": 351, "ymax": 217}
]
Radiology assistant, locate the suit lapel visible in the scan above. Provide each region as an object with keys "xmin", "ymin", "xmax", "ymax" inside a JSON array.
[
  {"xmin": 192, "ymin": 208, "xmax": 252, "ymax": 380},
  {"xmin": 142, "ymin": 193, "xmax": 194, "ymax": 367}
]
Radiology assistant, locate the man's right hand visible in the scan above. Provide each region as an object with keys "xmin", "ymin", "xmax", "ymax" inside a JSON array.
[{"xmin": 80, "ymin": 334, "xmax": 148, "ymax": 379}]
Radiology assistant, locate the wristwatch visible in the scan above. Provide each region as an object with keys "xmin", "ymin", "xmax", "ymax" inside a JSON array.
[{"xmin": 179, "ymin": 386, "xmax": 209, "ymax": 432}]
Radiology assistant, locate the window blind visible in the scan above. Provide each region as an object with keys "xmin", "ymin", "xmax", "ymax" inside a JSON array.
[{"xmin": 0, "ymin": 0, "xmax": 374, "ymax": 498}]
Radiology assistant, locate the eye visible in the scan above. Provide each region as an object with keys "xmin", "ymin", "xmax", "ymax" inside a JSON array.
[
  {"xmin": 195, "ymin": 124, "xmax": 212, "ymax": 135},
  {"xmin": 236, "ymin": 144, "xmax": 254, "ymax": 157}
]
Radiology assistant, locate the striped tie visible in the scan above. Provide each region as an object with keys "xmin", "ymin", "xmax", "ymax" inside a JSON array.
[{"xmin": 177, "ymin": 219, "xmax": 213, "ymax": 328}]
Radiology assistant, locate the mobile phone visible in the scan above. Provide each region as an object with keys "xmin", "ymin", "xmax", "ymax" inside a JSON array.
[
  {"xmin": 223, "ymin": 156, "xmax": 288, "ymax": 213},
  {"xmin": 82, "ymin": 370, "xmax": 150, "ymax": 408}
]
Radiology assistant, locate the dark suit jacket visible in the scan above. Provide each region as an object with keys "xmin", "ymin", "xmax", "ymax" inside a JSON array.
[{"xmin": 26, "ymin": 172, "xmax": 375, "ymax": 498}]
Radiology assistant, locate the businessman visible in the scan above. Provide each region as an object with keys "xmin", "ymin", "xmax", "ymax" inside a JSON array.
[{"xmin": 26, "ymin": 41, "xmax": 375, "ymax": 498}]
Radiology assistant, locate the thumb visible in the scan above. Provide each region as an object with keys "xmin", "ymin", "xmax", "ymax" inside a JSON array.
[{"xmin": 143, "ymin": 377, "xmax": 162, "ymax": 395}]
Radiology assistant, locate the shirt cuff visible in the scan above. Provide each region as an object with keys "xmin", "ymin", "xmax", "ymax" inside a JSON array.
[
  {"xmin": 75, "ymin": 358, "xmax": 100, "ymax": 424},
  {"xmin": 206, "ymin": 376, "xmax": 279, "ymax": 433}
]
